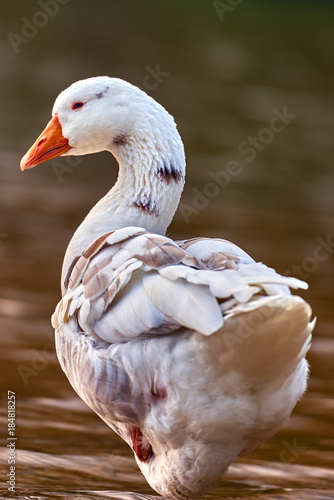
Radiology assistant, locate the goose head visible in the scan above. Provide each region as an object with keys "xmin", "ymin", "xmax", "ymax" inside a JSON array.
[
  {"xmin": 20, "ymin": 77, "xmax": 186, "ymax": 269},
  {"xmin": 21, "ymin": 76, "xmax": 185, "ymax": 170}
]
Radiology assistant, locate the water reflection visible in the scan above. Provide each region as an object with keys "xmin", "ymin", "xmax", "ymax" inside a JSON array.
[{"xmin": 1, "ymin": 1, "xmax": 334, "ymax": 499}]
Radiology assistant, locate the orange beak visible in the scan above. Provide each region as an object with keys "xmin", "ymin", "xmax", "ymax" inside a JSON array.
[{"xmin": 20, "ymin": 114, "xmax": 72, "ymax": 171}]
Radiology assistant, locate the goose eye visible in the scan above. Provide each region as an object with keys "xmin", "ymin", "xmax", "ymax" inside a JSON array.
[{"xmin": 72, "ymin": 102, "xmax": 84, "ymax": 110}]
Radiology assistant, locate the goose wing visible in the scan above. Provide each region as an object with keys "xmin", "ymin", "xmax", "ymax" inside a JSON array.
[{"xmin": 53, "ymin": 226, "xmax": 308, "ymax": 431}]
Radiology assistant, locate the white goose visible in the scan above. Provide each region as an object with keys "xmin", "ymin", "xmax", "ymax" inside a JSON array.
[{"xmin": 20, "ymin": 77, "xmax": 314, "ymax": 499}]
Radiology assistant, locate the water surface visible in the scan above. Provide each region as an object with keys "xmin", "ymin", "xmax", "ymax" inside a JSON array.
[{"xmin": 0, "ymin": 1, "xmax": 334, "ymax": 499}]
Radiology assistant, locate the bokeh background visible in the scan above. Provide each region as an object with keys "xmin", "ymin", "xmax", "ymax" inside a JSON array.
[{"xmin": 0, "ymin": 1, "xmax": 334, "ymax": 498}]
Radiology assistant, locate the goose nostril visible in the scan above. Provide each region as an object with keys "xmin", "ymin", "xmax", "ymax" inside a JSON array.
[{"xmin": 37, "ymin": 138, "xmax": 46, "ymax": 147}]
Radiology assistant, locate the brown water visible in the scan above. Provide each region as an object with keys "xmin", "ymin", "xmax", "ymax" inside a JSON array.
[{"xmin": 1, "ymin": 1, "xmax": 334, "ymax": 499}]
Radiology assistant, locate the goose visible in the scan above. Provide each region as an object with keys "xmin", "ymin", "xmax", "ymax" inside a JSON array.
[{"xmin": 20, "ymin": 77, "xmax": 314, "ymax": 500}]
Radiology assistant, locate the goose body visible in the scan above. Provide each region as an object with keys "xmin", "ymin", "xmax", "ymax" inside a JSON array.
[{"xmin": 21, "ymin": 77, "xmax": 314, "ymax": 499}]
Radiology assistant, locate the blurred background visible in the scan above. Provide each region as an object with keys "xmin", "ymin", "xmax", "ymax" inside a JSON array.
[{"xmin": 0, "ymin": 1, "xmax": 333, "ymax": 498}]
